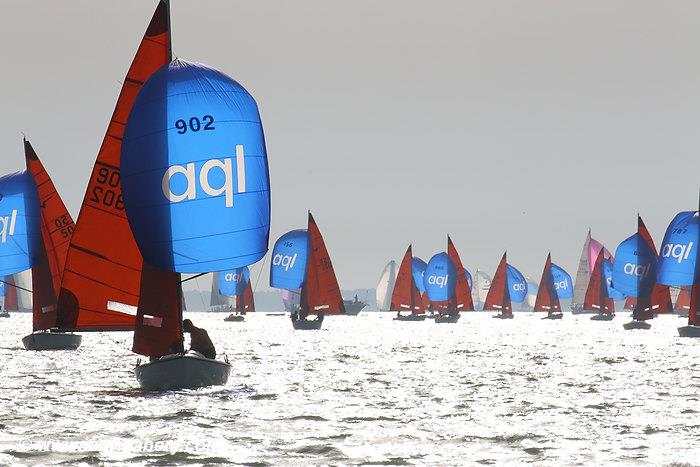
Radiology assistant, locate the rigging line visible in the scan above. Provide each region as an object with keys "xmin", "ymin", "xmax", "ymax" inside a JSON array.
[
  {"xmin": 193, "ymin": 273, "xmax": 206, "ymax": 310},
  {"xmin": 180, "ymin": 272, "xmax": 206, "ymax": 283},
  {"xmin": 0, "ymin": 279, "xmax": 32, "ymax": 294},
  {"xmin": 253, "ymin": 251, "xmax": 268, "ymax": 293}
]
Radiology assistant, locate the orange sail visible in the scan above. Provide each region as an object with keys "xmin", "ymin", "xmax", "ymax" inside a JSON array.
[
  {"xmin": 390, "ymin": 245, "xmax": 422, "ymax": 314},
  {"xmin": 300, "ymin": 213, "xmax": 345, "ymax": 314},
  {"xmin": 676, "ymin": 286, "xmax": 691, "ymax": 311},
  {"xmin": 534, "ymin": 253, "xmax": 561, "ymax": 312},
  {"xmin": 483, "ymin": 252, "xmax": 512, "ymax": 314},
  {"xmin": 584, "ymin": 249, "xmax": 614, "ymax": 314},
  {"xmin": 57, "ymin": 2, "xmax": 171, "ymax": 330},
  {"xmin": 236, "ymin": 281, "xmax": 255, "ymax": 313},
  {"xmin": 24, "ymin": 140, "xmax": 75, "ymax": 330},
  {"xmin": 634, "ymin": 216, "xmax": 673, "ymax": 316},
  {"xmin": 447, "ymin": 235, "xmax": 474, "ymax": 311},
  {"xmin": 688, "ymin": 286, "xmax": 700, "ymax": 327}
]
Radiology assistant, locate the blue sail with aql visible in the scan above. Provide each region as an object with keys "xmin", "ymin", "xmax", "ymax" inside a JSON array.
[
  {"xmin": 423, "ymin": 252, "xmax": 456, "ymax": 302},
  {"xmin": 218, "ymin": 266, "xmax": 250, "ymax": 297},
  {"xmin": 121, "ymin": 59, "xmax": 271, "ymax": 273},
  {"xmin": 506, "ymin": 264, "xmax": 527, "ymax": 302},
  {"xmin": 551, "ymin": 264, "xmax": 573, "ymax": 299},
  {"xmin": 412, "ymin": 257, "xmax": 428, "ymax": 293},
  {"xmin": 657, "ymin": 211, "xmax": 699, "ymax": 286},
  {"xmin": 0, "ymin": 172, "xmax": 41, "ymax": 277},
  {"xmin": 602, "ymin": 258, "xmax": 625, "ymax": 300},
  {"xmin": 611, "ymin": 232, "xmax": 657, "ymax": 297},
  {"xmin": 269, "ymin": 229, "xmax": 309, "ymax": 290}
]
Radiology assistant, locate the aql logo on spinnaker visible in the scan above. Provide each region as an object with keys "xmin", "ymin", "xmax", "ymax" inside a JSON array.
[
  {"xmin": 0, "ymin": 209, "xmax": 18, "ymax": 243},
  {"xmin": 661, "ymin": 242, "xmax": 694, "ymax": 264}
]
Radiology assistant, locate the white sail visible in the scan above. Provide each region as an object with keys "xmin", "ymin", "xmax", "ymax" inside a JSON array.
[
  {"xmin": 376, "ymin": 260, "xmax": 398, "ymax": 311},
  {"xmin": 209, "ymin": 272, "xmax": 235, "ymax": 309},
  {"xmin": 15, "ymin": 269, "xmax": 32, "ymax": 311},
  {"xmin": 572, "ymin": 229, "xmax": 592, "ymax": 308},
  {"xmin": 526, "ymin": 278, "xmax": 539, "ymax": 308},
  {"xmin": 472, "ymin": 269, "xmax": 492, "ymax": 306}
]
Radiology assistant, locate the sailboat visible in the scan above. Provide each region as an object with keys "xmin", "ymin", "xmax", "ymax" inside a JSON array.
[
  {"xmin": 586, "ymin": 249, "xmax": 615, "ymax": 320},
  {"xmin": 472, "ymin": 269, "xmax": 492, "ymax": 309},
  {"xmin": 376, "ymin": 260, "xmax": 398, "ymax": 311},
  {"xmin": 483, "ymin": 252, "xmax": 513, "ymax": 318},
  {"xmin": 270, "ymin": 213, "xmax": 345, "ymax": 330},
  {"xmin": 390, "ymin": 245, "xmax": 426, "ymax": 321},
  {"xmin": 119, "ymin": 5, "xmax": 271, "ymax": 389},
  {"xmin": 535, "ymin": 253, "xmax": 563, "ymax": 319},
  {"xmin": 424, "ymin": 251, "xmax": 458, "ymax": 323},
  {"xmin": 655, "ymin": 206, "xmax": 700, "ymax": 337},
  {"xmin": 571, "ymin": 230, "xmax": 615, "ymax": 313},
  {"xmin": 219, "ymin": 267, "xmax": 255, "ymax": 322},
  {"xmin": 210, "ymin": 272, "xmax": 236, "ymax": 310},
  {"xmin": 430, "ymin": 236, "xmax": 475, "ymax": 323},
  {"xmin": 21, "ymin": 140, "xmax": 83, "ymax": 350}
]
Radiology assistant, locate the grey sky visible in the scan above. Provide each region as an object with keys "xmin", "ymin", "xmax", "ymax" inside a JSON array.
[{"xmin": 1, "ymin": 1, "xmax": 698, "ymax": 291}]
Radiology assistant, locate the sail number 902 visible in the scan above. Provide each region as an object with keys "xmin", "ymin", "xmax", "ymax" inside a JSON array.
[
  {"xmin": 175, "ymin": 115, "xmax": 215, "ymax": 134},
  {"xmin": 90, "ymin": 166, "xmax": 124, "ymax": 211}
]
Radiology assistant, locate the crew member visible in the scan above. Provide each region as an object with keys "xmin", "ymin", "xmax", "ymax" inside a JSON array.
[{"xmin": 182, "ymin": 319, "xmax": 216, "ymax": 359}]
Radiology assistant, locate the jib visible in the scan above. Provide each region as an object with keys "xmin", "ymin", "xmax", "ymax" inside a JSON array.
[
  {"xmin": 273, "ymin": 253, "xmax": 298, "ymax": 271},
  {"xmin": 0, "ymin": 209, "xmax": 17, "ymax": 243},
  {"xmin": 661, "ymin": 242, "xmax": 693, "ymax": 264},
  {"xmin": 161, "ymin": 145, "xmax": 247, "ymax": 208}
]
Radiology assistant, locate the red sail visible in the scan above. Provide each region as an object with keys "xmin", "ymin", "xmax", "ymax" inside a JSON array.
[
  {"xmin": 635, "ymin": 216, "xmax": 673, "ymax": 315},
  {"xmin": 447, "ymin": 236, "xmax": 474, "ymax": 311},
  {"xmin": 676, "ymin": 286, "xmax": 691, "ymax": 311},
  {"xmin": 3, "ymin": 275, "xmax": 18, "ymax": 311},
  {"xmin": 421, "ymin": 292, "xmax": 432, "ymax": 312},
  {"xmin": 390, "ymin": 245, "xmax": 422, "ymax": 314},
  {"xmin": 534, "ymin": 253, "xmax": 561, "ymax": 312},
  {"xmin": 236, "ymin": 281, "xmax": 255, "ymax": 312},
  {"xmin": 483, "ymin": 252, "xmax": 512, "ymax": 314},
  {"xmin": 25, "ymin": 140, "xmax": 76, "ymax": 330},
  {"xmin": 132, "ymin": 263, "xmax": 184, "ymax": 357},
  {"xmin": 584, "ymin": 249, "xmax": 614, "ymax": 314},
  {"xmin": 57, "ymin": 2, "xmax": 171, "ymax": 331},
  {"xmin": 301, "ymin": 213, "xmax": 345, "ymax": 314},
  {"xmin": 689, "ymin": 285, "xmax": 700, "ymax": 327}
]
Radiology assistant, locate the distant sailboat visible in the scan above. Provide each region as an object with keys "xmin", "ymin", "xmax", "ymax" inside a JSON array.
[
  {"xmin": 424, "ymin": 251, "xmax": 458, "ymax": 323},
  {"xmin": 586, "ymin": 250, "xmax": 615, "ymax": 321},
  {"xmin": 210, "ymin": 272, "xmax": 236, "ymax": 310},
  {"xmin": 21, "ymin": 140, "xmax": 82, "ymax": 350},
  {"xmin": 572, "ymin": 230, "xmax": 616, "ymax": 313},
  {"xmin": 391, "ymin": 245, "xmax": 426, "ymax": 321},
  {"xmin": 483, "ymin": 252, "xmax": 513, "ymax": 318},
  {"xmin": 445, "ymin": 235, "xmax": 475, "ymax": 314},
  {"xmin": 216, "ymin": 267, "xmax": 255, "ymax": 322},
  {"xmin": 534, "ymin": 253, "xmax": 563, "ymax": 319},
  {"xmin": 376, "ymin": 260, "xmax": 398, "ymax": 311},
  {"xmin": 472, "ymin": 269, "xmax": 492, "ymax": 309}
]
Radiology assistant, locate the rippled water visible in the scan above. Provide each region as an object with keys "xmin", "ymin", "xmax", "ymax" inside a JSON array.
[{"xmin": 1, "ymin": 311, "xmax": 699, "ymax": 465}]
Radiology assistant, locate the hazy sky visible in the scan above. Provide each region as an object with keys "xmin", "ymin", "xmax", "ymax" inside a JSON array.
[{"xmin": 1, "ymin": 1, "xmax": 699, "ymax": 291}]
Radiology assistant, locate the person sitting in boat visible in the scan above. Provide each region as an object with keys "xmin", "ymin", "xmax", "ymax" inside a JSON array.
[{"xmin": 182, "ymin": 319, "xmax": 216, "ymax": 359}]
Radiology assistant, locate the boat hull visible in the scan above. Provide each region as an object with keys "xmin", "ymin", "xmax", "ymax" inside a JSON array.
[
  {"xmin": 135, "ymin": 353, "xmax": 231, "ymax": 391},
  {"xmin": 393, "ymin": 314, "xmax": 426, "ymax": 321},
  {"xmin": 541, "ymin": 313, "xmax": 563, "ymax": 320},
  {"xmin": 678, "ymin": 325, "xmax": 700, "ymax": 337},
  {"xmin": 676, "ymin": 310, "xmax": 689, "ymax": 318},
  {"xmin": 492, "ymin": 314, "xmax": 514, "ymax": 319},
  {"xmin": 0, "ymin": 312, "xmax": 10, "ymax": 318},
  {"xmin": 22, "ymin": 332, "xmax": 82, "ymax": 351},
  {"xmin": 434, "ymin": 314, "xmax": 460, "ymax": 323},
  {"xmin": 224, "ymin": 314, "xmax": 245, "ymax": 322},
  {"xmin": 343, "ymin": 300, "xmax": 367, "ymax": 316},
  {"xmin": 291, "ymin": 318, "xmax": 323, "ymax": 330},
  {"xmin": 623, "ymin": 320, "xmax": 651, "ymax": 330},
  {"xmin": 590, "ymin": 314, "xmax": 614, "ymax": 321}
]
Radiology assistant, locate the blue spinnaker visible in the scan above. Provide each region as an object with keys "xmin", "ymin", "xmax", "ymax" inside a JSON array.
[
  {"xmin": 412, "ymin": 257, "xmax": 427, "ymax": 292},
  {"xmin": 121, "ymin": 59, "xmax": 271, "ymax": 273},
  {"xmin": 269, "ymin": 229, "xmax": 309, "ymax": 290},
  {"xmin": 464, "ymin": 268, "xmax": 473, "ymax": 290},
  {"xmin": 0, "ymin": 172, "xmax": 40, "ymax": 276},
  {"xmin": 612, "ymin": 232, "xmax": 657, "ymax": 297},
  {"xmin": 657, "ymin": 211, "xmax": 699, "ymax": 286},
  {"xmin": 602, "ymin": 258, "xmax": 625, "ymax": 300},
  {"xmin": 551, "ymin": 264, "xmax": 573, "ymax": 299},
  {"xmin": 424, "ymin": 252, "xmax": 456, "ymax": 302},
  {"xmin": 218, "ymin": 266, "xmax": 250, "ymax": 297},
  {"xmin": 506, "ymin": 264, "xmax": 527, "ymax": 302}
]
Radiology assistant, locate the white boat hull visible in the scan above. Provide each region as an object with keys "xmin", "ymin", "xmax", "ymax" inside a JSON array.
[
  {"xmin": 678, "ymin": 325, "xmax": 700, "ymax": 337},
  {"xmin": 623, "ymin": 320, "xmax": 651, "ymax": 330},
  {"xmin": 22, "ymin": 332, "xmax": 82, "ymax": 350},
  {"xmin": 135, "ymin": 353, "xmax": 231, "ymax": 391}
]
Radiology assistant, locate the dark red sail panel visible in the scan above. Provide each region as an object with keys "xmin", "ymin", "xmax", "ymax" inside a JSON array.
[
  {"xmin": 676, "ymin": 286, "xmax": 691, "ymax": 311},
  {"xmin": 447, "ymin": 236, "xmax": 474, "ymax": 311},
  {"xmin": 421, "ymin": 292, "xmax": 432, "ymax": 312},
  {"xmin": 584, "ymin": 250, "xmax": 614, "ymax": 314},
  {"xmin": 483, "ymin": 253, "xmax": 511, "ymax": 314},
  {"xmin": 3, "ymin": 275, "xmax": 18, "ymax": 311},
  {"xmin": 534, "ymin": 254, "xmax": 561, "ymax": 312},
  {"xmin": 390, "ymin": 245, "xmax": 422, "ymax": 313},
  {"xmin": 25, "ymin": 140, "xmax": 76, "ymax": 330},
  {"xmin": 301, "ymin": 213, "xmax": 345, "ymax": 314},
  {"xmin": 688, "ymin": 285, "xmax": 700, "ymax": 326},
  {"xmin": 237, "ymin": 281, "xmax": 255, "ymax": 312},
  {"xmin": 635, "ymin": 215, "xmax": 672, "ymax": 316},
  {"xmin": 57, "ymin": 2, "xmax": 170, "ymax": 331},
  {"xmin": 132, "ymin": 263, "xmax": 184, "ymax": 357}
]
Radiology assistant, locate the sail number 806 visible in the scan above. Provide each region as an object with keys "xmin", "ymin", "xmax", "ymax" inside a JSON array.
[{"xmin": 175, "ymin": 115, "xmax": 215, "ymax": 134}]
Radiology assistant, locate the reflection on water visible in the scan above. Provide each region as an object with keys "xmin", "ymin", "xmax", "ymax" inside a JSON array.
[{"xmin": 1, "ymin": 312, "xmax": 698, "ymax": 465}]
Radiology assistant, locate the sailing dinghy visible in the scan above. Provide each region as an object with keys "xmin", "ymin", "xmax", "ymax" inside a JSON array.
[
  {"xmin": 390, "ymin": 245, "xmax": 426, "ymax": 321},
  {"xmin": 655, "ymin": 206, "xmax": 700, "ymax": 337},
  {"xmin": 215, "ymin": 267, "xmax": 255, "ymax": 322},
  {"xmin": 376, "ymin": 260, "xmax": 398, "ymax": 311},
  {"xmin": 483, "ymin": 252, "xmax": 513, "ymax": 319},
  {"xmin": 120, "ymin": 11, "xmax": 271, "ymax": 388},
  {"xmin": 424, "ymin": 251, "xmax": 458, "ymax": 323},
  {"xmin": 534, "ymin": 253, "xmax": 563, "ymax": 319},
  {"xmin": 586, "ymin": 249, "xmax": 615, "ymax": 321}
]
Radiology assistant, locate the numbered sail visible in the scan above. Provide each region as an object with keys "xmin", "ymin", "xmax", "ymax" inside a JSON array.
[
  {"xmin": 25, "ymin": 140, "xmax": 76, "ymax": 331},
  {"xmin": 447, "ymin": 236, "xmax": 474, "ymax": 311},
  {"xmin": 483, "ymin": 253, "xmax": 511, "ymax": 314},
  {"xmin": 375, "ymin": 260, "xmax": 398, "ymax": 311},
  {"xmin": 121, "ymin": 59, "xmax": 271, "ymax": 272},
  {"xmin": 584, "ymin": 249, "xmax": 614, "ymax": 314},
  {"xmin": 424, "ymin": 252, "xmax": 456, "ymax": 302},
  {"xmin": 390, "ymin": 245, "xmax": 422, "ymax": 314},
  {"xmin": 534, "ymin": 254, "xmax": 561, "ymax": 312},
  {"xmin": 58, "ymin": 2, "xmax": 171, "ymax": 330},
  {"xmin": 300, "ymin": 213, "xmax": 344, "ymax": 314},
  {"xmin": 270, "ymin": 229, "xmax": 309, "ymax": 290},
  {"xmin": 657, "ymin": 211, "xmax": 699, "ymax": 286},
  {"xmin": 506, "ymin": 264, "xmax": 528, "ymax": 303}
]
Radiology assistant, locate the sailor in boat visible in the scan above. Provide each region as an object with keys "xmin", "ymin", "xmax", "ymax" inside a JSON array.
[
  {"xmin": 294, "ymin": 307, "xmax": 323, "ymax": 323},
  {"xmin": 182, "ymin": 319, "xmax": 217, "ymax": 359}
]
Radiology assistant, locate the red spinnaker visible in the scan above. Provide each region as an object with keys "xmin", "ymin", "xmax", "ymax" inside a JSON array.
[
  {"xmin": 534, "ymin": 253, "xmax": 561, "ymax": 312},
  {"xmin": 447, "ymin": 236, "xmax": 474, "ymax": 311},
  {"xmin": 57, "ymin": 2, "xmax": 171, "ymax": 330},
  {"xmin": 584, "ymin": 249, "xmax": 614, "ymax": 314},
  {"xmin": 483, "ymin": 252, "xmax": 512, "ymax": 314},
  {"xmin": 300, "ymin": 213, "xmax": 345, "ymax": 314}
]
